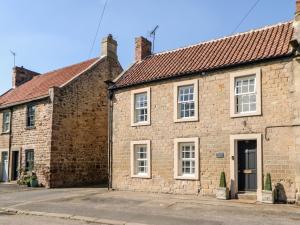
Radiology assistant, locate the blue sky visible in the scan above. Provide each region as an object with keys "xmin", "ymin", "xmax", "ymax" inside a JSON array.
[{"xmin": 0, "ymin": 0, "xmax": 294, "ymax": 94}]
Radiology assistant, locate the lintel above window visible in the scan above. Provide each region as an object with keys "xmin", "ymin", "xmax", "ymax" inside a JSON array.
[
  {"xmin": 230, "ymin": 68, "xmax": 261, "ymax": 118},
  {"xmin": 131, "ymin": 87, "xmax": 151, "ymax": 126}
]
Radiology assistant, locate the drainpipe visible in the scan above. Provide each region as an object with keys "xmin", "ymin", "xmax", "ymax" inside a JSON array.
[{"xmin": 106, "ymin": 80, "xmax": 115, "ymax": 190}]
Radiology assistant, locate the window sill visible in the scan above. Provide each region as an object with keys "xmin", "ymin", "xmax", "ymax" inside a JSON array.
[
  {"xmin": 25, "ymin": 126, "xmax": 36, "ymax": 130},
  {"xmin": 174, "ymin": 175, "xmax": 198, "ymax": 180},
  {"xmin": 230, "ymin": 111, "xmax": 261, "ymax": 118},
  {"xmin": 1, "ymin": 131, "xmax": 10, "ymax": 135},
  {"xmin": 131, "ymin": 174, "xmax": 151, "ymax": 179},
  {"xmin": 131, "ymin": 121, "xmax": 151, "ymax": 127},
  {"xmin": 174, "ymin": 117, "xmax": 199, "ymax": 123}
]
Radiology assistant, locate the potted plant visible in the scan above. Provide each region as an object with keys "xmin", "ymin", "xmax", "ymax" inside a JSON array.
[
  {"xmin": 216, "ymin": 171, "xmax": 229, "ymax": 200},
  {"xmin": 262, "ymin": 173, "xmax": 274, "ymax": 204},
  {"xmin": 29, "ymin": 172, "xmax": 39, "ymax": 188}
]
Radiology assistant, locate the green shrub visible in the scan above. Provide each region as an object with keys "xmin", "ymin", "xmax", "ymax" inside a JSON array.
[
  {"xmin": 219, "ymin": 171, "xmax": 227, "ymax": 188},
  {"xmin": 264, "ymin": 173, "xmax": 272, "ymax": 191}
]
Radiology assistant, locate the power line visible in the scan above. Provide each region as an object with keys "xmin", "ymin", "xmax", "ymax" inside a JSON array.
[
  {"xmin": 88, "ymin": 0, "xmax": 109, "ymax": 58},
  {"xmin": 231, "ymin": 0, "xmax": 261, "ymax": 35}
]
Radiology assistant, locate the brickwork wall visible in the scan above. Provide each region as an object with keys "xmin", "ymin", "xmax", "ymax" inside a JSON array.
[
  {"xmin": 112, "ymin": 58, "xmax": 298, "ymax": 200},
  {"xmin": 50, "ymin": 57, "xmax": 122, "ymax": 187}
]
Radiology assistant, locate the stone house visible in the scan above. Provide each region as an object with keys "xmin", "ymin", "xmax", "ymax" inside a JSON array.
[
  {"xmin": 109, "ymin": 2, "xmax": 300, "ymax": 203},
  {"xmin": 0, "ymin": 35, "xmax": 122, "ymax": 187}
]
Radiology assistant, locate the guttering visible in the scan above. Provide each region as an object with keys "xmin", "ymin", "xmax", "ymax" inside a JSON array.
[
  {"xmin": 110, "ymin": 53, "xmax": 293, "ymax": 91},
  {"xmin": 0, "ymin": 95, "xmax": 49, "ymax": 110}
]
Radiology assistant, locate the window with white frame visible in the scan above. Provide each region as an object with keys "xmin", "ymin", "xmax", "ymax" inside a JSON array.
[
  {"xmin": 174, "ymin": 80, "xmax": 198, "ymax": 122},
  {"xmin": 178, "ymin": 85, "xmax": 195, "ymax": 118},
  {"xmin": 131, "ymin": 88, "xmax": 150, "ymax": 126},
  {"xmin": 135, "ymin": 92, "xmax": 147, "ymax": 122},
  {"xmin": 2, "ymin": 111, "xmax": 10, "ymax": 133},
  {"xmin": 131, "ymin": 140, "xmax": 151, "ymax": 178},
  {"xmin": 235, "ymin": 76, "xmax": 256, "ymax": 113},
  {"xmin": 180, "ymin": 143, "xmax": 195, "ymax": 175},
  {"xmin": 174, "ymin": 137, "xmax": 199, "ymax": 180},
  {"xmin": 230, "ymin": 68, "xmax": 261, "ymax": 117}
]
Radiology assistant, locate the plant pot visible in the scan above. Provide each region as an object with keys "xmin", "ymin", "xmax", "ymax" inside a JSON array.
[
  {"xmin": 30, "ymin": 179, "xmax": 39, "ymax": 188},
  {"xmin": 262, "ymin": 190, "xmax": 274, "ymax": 204},
  {"xmin": 216, "ymin": 187, "xmax": 229, "ymax": 200}
]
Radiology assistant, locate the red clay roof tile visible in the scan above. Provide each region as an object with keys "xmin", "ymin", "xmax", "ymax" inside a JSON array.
[
  {"xmin": 114, "ymin": 22, "xmax": 294, "ymax": 89},
  {"xmin": 0, "ymin": 58, "xmax": 99, "ymax": 108}
]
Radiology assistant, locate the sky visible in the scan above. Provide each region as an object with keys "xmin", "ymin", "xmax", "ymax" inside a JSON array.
[{"xmin": 0, "ymin": 0, "xmax": 295, "ymax": 95}]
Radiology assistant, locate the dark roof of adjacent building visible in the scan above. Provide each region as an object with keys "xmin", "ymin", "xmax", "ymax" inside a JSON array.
[
  {"xmin": 0, "ymin": 58, "xmax": 99, "ymax": 108},
  {"xmin": 114, "ymin": 21, "xmax": 294, "ymax": 89}
]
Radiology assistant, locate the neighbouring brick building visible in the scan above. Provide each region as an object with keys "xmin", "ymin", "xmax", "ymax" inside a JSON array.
[
  {"xmin": 109, "ymin": 2, "xmax": 300, "ymax": 203},
  {"xmin": 0, "ymin": 35, "xmax": 122, "ymax": 187}
]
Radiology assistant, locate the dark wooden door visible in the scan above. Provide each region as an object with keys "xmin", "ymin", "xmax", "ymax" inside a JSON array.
[
  {"xmin": 12, "ymin": 151, "xmax": 19, "ymax": 181},
  {"xmin": 238, "ymin": 140, "xmax": 257, "ymax": 192}
]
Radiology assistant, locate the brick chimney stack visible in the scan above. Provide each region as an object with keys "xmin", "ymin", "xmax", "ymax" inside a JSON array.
[
  {"xmin": 12, "ymin": 66, "xmax": 40, "ymax": 89},
  {"xmin": 135, "ymin": 37, "xmax": 152, "ymax": 62},
  {"xmin": 101, "ymin": 34, "xmax": 118, "ymax": 59}
]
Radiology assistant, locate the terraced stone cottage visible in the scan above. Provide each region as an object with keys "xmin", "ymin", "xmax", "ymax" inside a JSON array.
[
  {"xmin": 0, "ymin": 35, "xmax": 122, "ymax": 187},
  {"xmin": 109, "ymin": 2, "xmax": 300, "ymax": 203}
]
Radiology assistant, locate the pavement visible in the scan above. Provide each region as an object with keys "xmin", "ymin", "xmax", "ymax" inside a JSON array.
[{"xmin": 0, "ymin": 183, "xmax": 300, "ymax": 225}]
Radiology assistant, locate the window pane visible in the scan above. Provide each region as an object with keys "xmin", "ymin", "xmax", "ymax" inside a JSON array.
[
  {"xmin": 134, "ymin": 145, "xmax": 148, "ymax": 175},
  {"xmin": 178, "ymin": 85, "xmax": 195, "ymax": 119},
  {"xmin": 234, "ymin": 75, "xmax": 256, "ymax": 113},
  {"xmin": 179, "ymin": 142, "xmax": 196, "ymax": 176},
  {"xmin": 135, "ymin": 92, "xmax": 148, "ymax": 123}
]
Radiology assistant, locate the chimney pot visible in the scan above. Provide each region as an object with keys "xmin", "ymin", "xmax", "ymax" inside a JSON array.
[
  {"xmin": 101, "ymin": 34, "xmax": 118, "ymax": 59},
  {"xmin": 135, "ymin": 37, "xmax": 152, "ymax": 62}
]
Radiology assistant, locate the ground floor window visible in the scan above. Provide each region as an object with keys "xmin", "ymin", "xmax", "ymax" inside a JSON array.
[
  {"xmin": 174, "ymin": 137, "xmax": 199, "ymax": 180},
  {"xmin": 25, "ymin": 149, "xmax": 34, "ymax": 171},
  {"xmin": 130, "ymin": 140, "xmax": 151, "ymax": 178}
]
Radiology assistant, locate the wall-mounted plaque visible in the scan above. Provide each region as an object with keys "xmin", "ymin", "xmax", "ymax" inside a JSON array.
[{"xmin": 216, "ymin": 152, "xmax": 225, "ymax": 158}]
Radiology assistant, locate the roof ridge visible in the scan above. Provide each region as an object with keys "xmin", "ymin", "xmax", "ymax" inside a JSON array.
[{"xmin": 154, "ymin": 20, "xmax": 293, "ymax": 57}]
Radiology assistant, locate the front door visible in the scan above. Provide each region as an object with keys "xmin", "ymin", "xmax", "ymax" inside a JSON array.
[
  {"xmin": 1, "ymin": 152, "xmax": 8, "ymax": 182},
  {"xmin": 238, "ymin": 140, "xmax": 257, "ymax": 192},
  {"xmin": 11, "ymin": 151, "xmax": 19, "ymax": 181}
]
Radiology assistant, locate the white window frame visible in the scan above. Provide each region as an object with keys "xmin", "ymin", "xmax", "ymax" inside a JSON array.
[
  {"xmin": 174, "ymin": 79, "xmax": 198, "ymax": 122},
  {"xmin": 174, "ymin": 137, "xmax": 199, "ymax": 180},
  {"xmin": 2, "ymin": 111, "xmax": 11, "ymax": 133},
  {"xmin": 130, "ymin": 140, "xmax": 151, "ymax": 178},
  {"xmin": 131, "ymin": 87, "xmax": 151, "ymax": 126},
  {"xmin": 230, "ymin": 68, "xmax": 261, "ymax": 118}
]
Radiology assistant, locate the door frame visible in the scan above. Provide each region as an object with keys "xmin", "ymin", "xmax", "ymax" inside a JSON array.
[
  {"xmin": 230, "ymin": 134, "xmax": 262, "ymax": 201},
  {"xmin": 10, "ymin": 150, "xmax": 20, "ymax": 181}
]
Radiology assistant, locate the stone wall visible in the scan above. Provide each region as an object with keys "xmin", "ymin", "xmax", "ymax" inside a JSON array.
[
  {"xmin": 50, "ymin": 57, "xmax": 122, "ymax": 187},
  {"xmin": 9, "ymin": 99, "xmax": 52, "ymax": 186},
  {"xmin": 112, "ymin": 58, "xmax": 298, "ymax": 200}
]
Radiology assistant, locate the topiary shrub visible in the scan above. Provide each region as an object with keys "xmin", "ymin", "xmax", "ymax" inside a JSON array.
[
  {"xmin": 219, "ymin": 171, "xmax": 227, "ymax": 188},
  {"xmin": 264, "ymin": 173, "xmax": 272, "ymax": 191}
]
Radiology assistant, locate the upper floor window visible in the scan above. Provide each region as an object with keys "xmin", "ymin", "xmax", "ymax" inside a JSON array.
[
  {"xmin": 131, "ymin": 88, "xmax": 150, "ymax": 126},
  {"xmin": 235, "ymin": 76, "xmax": 256, "ymax": 113},
  {"xmin": 174, "ymin": 79, "xmax": 198, "ymax": 122},
  {"xmin": 174, "ymin": 137, "xmax": 199, "ymax": 180},
  {"xmin": 26, "ymin": 105, "xmax": 36, "ymax": 128},
  {"xmin": 2, "ymin": 111, "xmax": 10, "ymax": 133},
  {"xmin": 230, "ymin": 68, "xmax": 261, "ymax": 118},
  {"xmin": 131, "ymin": 140, "xmax": 151, "ymax": 178},
  {"xmin": 25, "ymin": 149, "xmax": 34, "ymax": 171}
]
